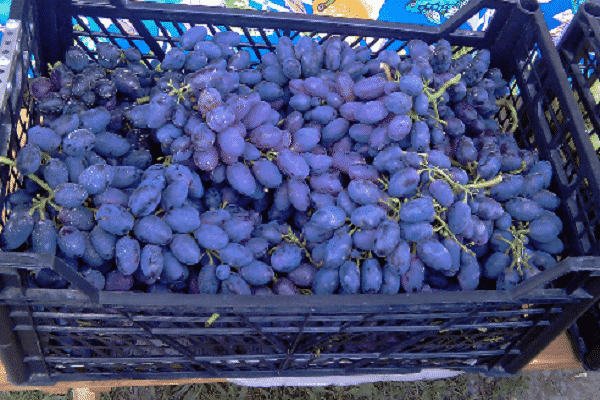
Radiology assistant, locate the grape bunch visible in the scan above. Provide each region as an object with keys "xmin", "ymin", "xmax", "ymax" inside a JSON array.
[{"xmin": 1, "ymin": 28, "xmax": 564, "ymax": 295}]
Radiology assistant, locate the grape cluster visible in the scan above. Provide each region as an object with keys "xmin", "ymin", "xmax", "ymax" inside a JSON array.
[{"xmin": 1, "ymin": 30, "xmax": 564, "ymax": 295}]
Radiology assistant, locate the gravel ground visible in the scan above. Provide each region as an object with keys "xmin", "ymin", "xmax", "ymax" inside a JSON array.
[
  {"xmin": 519, "ymin": 369, "xmax": 600, "ymax": 400},
  {"xmin": 2, "ymin": 369, "xmax": 600, "ymax": 399}
]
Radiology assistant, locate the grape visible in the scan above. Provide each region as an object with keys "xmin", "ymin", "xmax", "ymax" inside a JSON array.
[
  {"xmin": 427, "ymin": 180, "xmax": 453, "ymax": 207},
  {"xmin": 245, "ymin": 237, "xmax": 269, "ymax": 258},
  {"xmin": 54, "ymin": 183, "xmax": 89, "ymax": 208},
  {"xmin": 196, "ymin": 263, "xmax": 220, "ymax": 294},
  {"xmin": 475, "ymin": 196, "xmax": 504, "ymax": 220},
  {"xmin": 90, "ymin": 225, "xmax": 116, "ymax": 261},
  {"xmin": 483, "ymin": 252, "xmax": 511, "ymax": 279},
  {"xmin": 223, "ymin": 218, "xmax": 254, "ymax": 243},
  {"xmin": 311, "ymin": 193, "xmax": 336, "ymax": 210},
  {"xmin": 531, "ymin": 190, "xmax": 560, "ymax": 211},
  {"xmin": 137, "ymin": 244, "xmax": 164, "ymax": 285},
  {"xmin": 285, "ymin": 263, "xmax": 315, "ymax": 288},
  {"xmin": 237, "ymin": 260, "xmax": 273, "ymax": 286},
  {"xmin": 401, "ymin": 256, "xmax": 425, "ymax": 293},
  {"xmin": 32, "ymin": 220, "xmax": 57, "ymax": 255},
  {"xmin": 398, "ymin": 197, "xmax": 434, "ymax": 222},
  {"xmin": 347, "ymin": 179, "xmax": 381, "ymax": 205},
  {"xmin": 250, "ymin": 159, "xmax": 283, "ymax": 189},
  {"xmin": 458, "ymin": 252, "xmax": 480, "ymax": 290},
  {"xmin": 352, "ymin": 229, "xmax": 376, "ymax": 251},
  {"xmin": 324, "ymin": 233, "xmax": 352, "ymax": 269},
  {"xmin": 133, "ymin": 215, "xmax": 173, "ymax": 246},
  {"xmin": 221, "ymin": 273, "xmax": 252, "ymax": 295},
  {"xmin": 400, "ymin": 221, "xmax": 434, "ymax": 242},
  {"xmin": 447, "ymin": 201, "xmax": 471, "ymax": 235},
  {"xmin": 219, "ymin": 243, "xmax": 253, "ymax": 267},
  {"xmin": 206, "ymin": 105, "xmax": 236, "ymax": 133},
  {"xmin": 388, "ymin": 168, "xmax": 420, "ymax": 198},
  {"xmin": 504, "ymin": 197, "xmax": 544, "ymax": 221},
  {"xmin": 226, "ymin": 162, "xmax": 257, "ymax": 196},
  {"xmin": 109, "ymin": 166, "xmax": 142, "ymax": 189},
  {"xmin": 360, "ymin": 258, "xmax": 382, "ymax": 294},
  {"xmin": 96, "ymin": 203, "xmax": 134, "ymax": 235},
  {"xmin": 214, "ymin": 264, "xmax": 231, "ymax": 281},
  {"xmin": 374, "ymin": 220, "xmax": 401, "ymax": 257},
  {"xmin": 271, "ymin": 243, "xmax": 302, "ymax": 273},
  {"xmin": 16, "ymin": 144, "xmax": 42, "ymax": 175},
  {"xmin": 355, "ymin": 101, "xmax": 388, "ymax": 125},
  {"xmin": 195, "ymin": 224, "xmax": 229, "ymax": 250},
  {"xmin": 160, "ymin": 250, "xmax": 189, "ymax": 285},
  {"xmin": 496, "ymin": 268, "xmax": 520, "ymax": 291},
  {"xmin": 312, "ymin": 267, "xmax": 339, "ymax": 295},
  {"xmin": 338, "ymin": 260, "xmax": 360, "ymax": 294},
  {"xmin": 416, "ymin": 240, "xmax": 452, "ymax": 272},
  {"xmin": 27, "ymin": 126, "xmax": 61, "ymax": 152},
  {"xmin": 310, "ymin": 206, "xmax": 346, "ymax": 231},
  {"xmin": 353, "ymin": 76, "xmax": 386, "ymax": 100},
  {"xmin": 288, "ymin": 179, "xmax": 311, "ymax": 212},
  {"xmin": 169, "ymin": 233, "xmax": 201, "ymax": 265},
  {"xmin": 57, "ymin": 226, "xmax": 86, "ymax": 258},
  {"xmin": 350, "ymin": 205, "xmax": 386, "ymax": 229},
  {"xmin": 105, "ymin": 270, "xmax": 135, "ymax": 291},
  {"xmin": 78, "ymin": 164, "xmax": 113, "ymax": 195},
  {"xmin": 384, "ymin": 91, "xmax": 413, "ymax": 116},
  {"xmin": 528, "ymin": 216, "xmax": 559, "ymax": 243},
  {"xmin": 40, "ymin": 159, "xmax": 68, "ymax": 190},
  {"xmin": 489, "ymin": 174, "xmax": 524, "ymax": 202},
  {"xmin": 58, "ymin": 206, "xmax": 95, "ymax": 231},
  {"xmin": 160, "ymin": 180, "xmax": 188, "ymax": 211},
  {"xmin": 80, "ymin": 268, "xmax": 106, "ymax": 291},
  {"xmin": 128, "ymin": 184, "xmax": 161, "ymax": 217},
  {"xmin": 82, "ymin": 232, "xmax": 105, "ymax": 268}
]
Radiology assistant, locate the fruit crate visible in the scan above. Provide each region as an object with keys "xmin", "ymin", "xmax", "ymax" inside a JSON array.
[
  {"xmin": 1, "ymin": 0, "xmax": 600, "ymax": 386},
  {"xmin": 555, "ymin": 0, "xmax": 600, "ymax": 371}
]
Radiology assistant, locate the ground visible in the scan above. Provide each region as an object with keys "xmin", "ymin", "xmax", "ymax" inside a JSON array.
[{"xmin": 1, "ymin": 369, "xmax": 600, "ymax": 400}]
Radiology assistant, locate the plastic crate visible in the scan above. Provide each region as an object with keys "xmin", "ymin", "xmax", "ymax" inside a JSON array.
[
  {"xmin": 1, "ymin": 0, "xmax": 600, "ymax": 386},
  {"xmin": 555, "ymin": 0, "xmax": 600, "ymax": 371}
]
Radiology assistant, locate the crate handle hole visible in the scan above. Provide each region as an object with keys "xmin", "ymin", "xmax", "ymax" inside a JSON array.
[
  {"xmin": 584, "ymin": 1, "xmax": 600, "ymax": 17},
  {"xmin": 519, "ymin": 0, "xmax": 539, "ymax": 12}
]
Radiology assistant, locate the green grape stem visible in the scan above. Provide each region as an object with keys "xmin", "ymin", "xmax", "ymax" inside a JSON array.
[
  {"xmin": 168, "ymin": 80, "xmax": 192, "ymax": 104},
  {"xmin": 432, "ymin": 199, "xmax": 476, "ymax": 257},
  {"xmin": 379, "ymin": 196, "xmax": 402, "ymax": 221},
  {"xmin": 136, "ymin": 96, "xmax": 150, "ymax": 105},
  {"xmin": 261, "ymin": 150, "xmax": 278, "ymax": 162},
  {"xmin": 380, "ymin": 62, "xmax": 394, "ymax": 82},
  {"xmin": 421, "ymin": 73, "xmax": 461, "ymax": 125},
  {"xmin": 496, "ymin": 98, "xmax": 519, "ymax": 134},
  {"xmin": 0, "ymin": 156, "xmax": 60, "ymax": 220},
  {"xmin": 465, "ymin": 175, "xmax": 503, "ymax": 189},
  {"xmin": 203, "ymin": 249, "xmax": 222, "ymax": 265},
  {"xmin": 499, "ymin": 222, "xmax": 533, "ymax": 276},
  {"xmin": 281, "ymin": 226, "xmax": 323, "ymax": 267}
]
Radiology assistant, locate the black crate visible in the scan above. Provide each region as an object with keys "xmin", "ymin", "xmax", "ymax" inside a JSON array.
[
  {"xmin": 556, "ymin": 0, "xmax": 600, "ymax": 371},
  {"xmin": 1, "ymin": 0, "xmax": 600, "ymax": 386}
]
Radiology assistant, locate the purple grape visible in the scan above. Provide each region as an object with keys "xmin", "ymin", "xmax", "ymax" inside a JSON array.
[
  {"xmin": 401, "ymin": 256, "xmax": 425, "ymax": 293},
  {"xmin": 16, "ymin": 144, "xmax": 42, "ymax": 175},
  {"xmin": 197, "ymin": 263, "xmax": 220, "ymax": 294},
  {"xmin": 374, "ymin": 219, "xmax": 401, "ymax": 257},
  {"xmin": 239, "ymin": 260, "xmax": 274, "ymax": 286},
  {"xmin": 324, "ymin": 233, "xmax": 352, "ymax": 269},
  {"xmin": 137, "ymin": 244, "xmax": 164, "ymax": 285},
  {"xmin": 105, "ymin": 270, "xmax": 135, "ymax": 291},
  {"xmin": 31, "ymin": 219, "xmax": 57, "ymax": 255},
  {"xmin": 96, "ymin": 203, "xmax": 134, "ymax": 236},
  {"xmin": 169, "ymin": 233, "xmax": 201, "ymax": 265},
  {"xmin": 57, "ymin": 226, "xmax": 86, "ymax": 258},
  {"xmin": 312, "ymin": 268, "xmax": 339, "ymax": 295},
  {"xmin": 128, "ymin": 184, "xmax": 162, "ymax": 217},
  {"xmin": 221, "ymin": 273, "xmax": 251, "ymax": 295}
]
